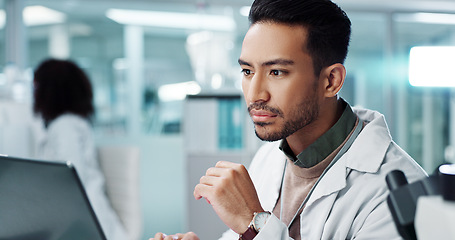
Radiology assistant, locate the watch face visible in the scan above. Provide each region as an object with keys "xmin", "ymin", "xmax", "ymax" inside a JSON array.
[{"xmin": 253, "ymin": 212, "xmax": 271, "ymax": 232}]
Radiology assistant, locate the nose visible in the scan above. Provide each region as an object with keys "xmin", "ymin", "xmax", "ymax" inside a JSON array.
[{"xmin": 244, "ymin": 73, "xmax": 270, "ymax": 104}]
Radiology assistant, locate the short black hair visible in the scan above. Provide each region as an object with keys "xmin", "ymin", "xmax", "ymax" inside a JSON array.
[
  {"xmin": 33, "ymin": 58, "xmax": 94, "ymax": 127},
  {"xmin": 249, "ymin": 0, "xmax": 351, "ymax": 75}
]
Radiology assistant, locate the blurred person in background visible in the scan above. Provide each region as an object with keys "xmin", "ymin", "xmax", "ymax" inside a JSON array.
[{"xmin": 33, "ymin": 58, "xmax": 127, "ymax": 240}]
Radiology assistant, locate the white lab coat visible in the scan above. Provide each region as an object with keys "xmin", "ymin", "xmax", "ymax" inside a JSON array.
[
  {"xmin": 36, "ymin": 113, "xmax": 127, "ymax": 240},
  {"xmin": 220, "ymin": 107, "xmax": 427, "ymax": 240}
]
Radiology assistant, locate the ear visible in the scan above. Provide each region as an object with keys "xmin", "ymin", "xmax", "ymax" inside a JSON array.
[{"xmin": 320, "ymin": 63, "xmax": 346, "ymax": 98}]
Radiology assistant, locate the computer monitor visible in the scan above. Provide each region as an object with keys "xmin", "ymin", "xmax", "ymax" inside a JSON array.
[{"xmin": 0, "ymin": 155, "xmax": 106, "ymax": 240}]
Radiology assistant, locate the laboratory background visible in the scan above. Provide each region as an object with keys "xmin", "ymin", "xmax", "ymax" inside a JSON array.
[{"xmin": 0, "ymin": 0, "xmax": 455, "ymax": 239}]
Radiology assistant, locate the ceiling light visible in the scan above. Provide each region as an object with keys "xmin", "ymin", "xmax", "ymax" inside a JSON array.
[
  {"xmin": 0, "ymin": 6, "xmax": 66, "ymax": 28},
  {"xmin": 106, "ymin": 9, "xmax": 235, "ymax": 31},
  {"xmin": 409, "ymin": 46, "xmax": 455, "ymax": 87},
  {"xmin": 395, "ymin": 12, "xmax": 455, "ymax": 25},
  {"xmin": 24, "ymin": 6, "xmax": 66, "ymax": 26},
  {"xmin": 158, "ymin": 81, "xmax": 201, "ymax": 102}
]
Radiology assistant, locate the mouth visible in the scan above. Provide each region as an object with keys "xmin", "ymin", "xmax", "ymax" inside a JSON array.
[{"xmin": 249, "ymin": 109, "xmax": 278, "ymax": 123}]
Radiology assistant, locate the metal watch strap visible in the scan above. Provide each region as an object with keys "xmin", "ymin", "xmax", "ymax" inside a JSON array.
[{"xmin": 239, "ymin": 225, "xmax": 258, "ymax": 240}]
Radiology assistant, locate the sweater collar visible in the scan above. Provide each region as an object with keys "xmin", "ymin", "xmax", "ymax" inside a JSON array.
[{"xmin": 279, "ymin": 99, "xmax": 357, "ymax": 168}]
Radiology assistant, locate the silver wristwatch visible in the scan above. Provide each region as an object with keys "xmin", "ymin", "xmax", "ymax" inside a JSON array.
[{"xmin": 251, "ymin": 211, "xmax": 271, "ymax": 232}]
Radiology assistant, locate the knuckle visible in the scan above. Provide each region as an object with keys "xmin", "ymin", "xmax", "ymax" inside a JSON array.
[
  {"xmin": 226, "ymin": 168, "xmax": 236, "ymax": 178},
  {"xmin": 238, "ymin": 163, "xmax": 247, "ymax": 171},
  {"xmin": 231, "ymin": 162, "xmax": 244, "ymax": 172},
  {"xmin": 217, "ymin": 177, "xmax": 227, "ymax": 188}
]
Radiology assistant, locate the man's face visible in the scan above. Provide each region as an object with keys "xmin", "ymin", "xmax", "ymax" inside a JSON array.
[{"xmin": 239, "ymin": 22, "xmax": 322, "ymax": 141}]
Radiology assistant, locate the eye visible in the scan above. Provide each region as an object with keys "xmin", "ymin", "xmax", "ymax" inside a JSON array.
[
  {"xmin": 270, "ymin": 70, "xmax": 286, "ymax": 76},
  {"xmin": 241, "ymin": 69, "xmax": 253, "ymax": 76}
]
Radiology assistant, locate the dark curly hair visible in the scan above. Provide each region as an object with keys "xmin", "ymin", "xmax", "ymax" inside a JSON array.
[
  {"xmin": 33, "ymin": 59, "xmax": 94, "ymax": 127},
  {"xmin": 249, "ymin": 0, "xmax": 351, "ymax": 75}
]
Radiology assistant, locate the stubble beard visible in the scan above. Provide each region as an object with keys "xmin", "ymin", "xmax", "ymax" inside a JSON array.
[{"xmin": 252, "ymin": 96, "xmax": 319, "ymax": 142}]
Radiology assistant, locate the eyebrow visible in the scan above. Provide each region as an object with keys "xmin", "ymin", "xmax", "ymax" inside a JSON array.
[
  {"xmin": 238, "ymin": 58, "xmax": 294, "ymax": 67},
  {"xmin": 238, "ymin": 59, "xmax": 251, "ymax": 66}
]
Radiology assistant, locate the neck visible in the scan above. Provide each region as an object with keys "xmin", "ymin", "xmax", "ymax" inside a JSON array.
[{"xmin": 286, "ymin": 97, "xmax": 344, "ymax": 156}]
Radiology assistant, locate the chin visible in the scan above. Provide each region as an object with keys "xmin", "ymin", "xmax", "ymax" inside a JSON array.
[{"xmin": 254, "ymin": 129, "xmax": 284, "ymax": 142}]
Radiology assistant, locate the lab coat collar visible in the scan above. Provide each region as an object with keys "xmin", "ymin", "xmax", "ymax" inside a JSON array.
[
  {"xmin": 346, "ymin": 107, "xmax": 392, "ymax": 172},
  {"xmin": 305, "ymin": 107, "xmax": 392, "ymax": 206}
]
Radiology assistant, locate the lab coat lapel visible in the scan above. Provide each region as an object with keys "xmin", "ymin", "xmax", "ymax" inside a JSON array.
[
  {"xmin": 299, "ymin": 158, "xmax": 345, "ymax": 239},
  {"xmin": 261, "ymin": 155, "xmax": 286, "ymax": 211},
  {"xmin": 251, "ymin": 143, "xmax": 287, "ymax": 212},
  {"xmin": 304, "ymin": 109, "xmax": 392, "ymax": 208},
  {"xmin": 305, "ymin": 156, "xmax": 348, "ymax": 208}
]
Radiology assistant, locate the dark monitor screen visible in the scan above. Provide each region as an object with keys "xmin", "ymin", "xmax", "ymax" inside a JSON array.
[{"xmin": 0, "ymin": 155, "xmax": 106, "ymax": 240}]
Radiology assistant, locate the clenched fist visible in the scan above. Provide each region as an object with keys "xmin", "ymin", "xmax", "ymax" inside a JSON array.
[{"xmin": 193, "ymin": 161, "xmax": 264, "ymax": 234}]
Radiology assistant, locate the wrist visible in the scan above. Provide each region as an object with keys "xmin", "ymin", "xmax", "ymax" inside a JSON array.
[
  {"xmin": 239, "ymin": 211, "xmax": 271, "ymax": 240},
  {"xmin": 238, "ymin": 208, "xmax": 264, "ymax": 234},
  {"xmin": 238, "ymin": 219, "xmax": 252, "ymax": 235}
]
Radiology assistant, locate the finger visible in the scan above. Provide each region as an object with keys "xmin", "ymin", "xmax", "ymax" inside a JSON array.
[
  {"xmin": 205, "ymin": 167, "xmax": 223, "ymax": 177},
  {"xmin": 215, "ymin": 161, "xmax": 248, "ymax": 175},
  {"xmin": 206, "ymin": 166, "xmax": 242, "ymax": 178},
  {"xmin": 193, "ymin": 183, "xmax": 212, "ymax": 200},
  {"xmin": 199, "ymin": 175, "xmax": 221, "ymax": 186},
  {"xmin": 174, "ymin": 233, "xmax": 185, "ymax": 239},
  {"xmin": 152, "ymin": 232, "xmax": 165, "ymax": 240},
  {"xmin": 164, "ymin": 235, "xmax": 176, "ymax": 240},
  {"xmin": 182, "ymin": 232, "xmax": 200, "ymax": 240},
  {"xmin": 215, "ymin": 160, "xmax": 238, "ymax": 168}
]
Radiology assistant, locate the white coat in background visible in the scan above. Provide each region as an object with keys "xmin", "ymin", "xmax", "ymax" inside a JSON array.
[{"xmin": 36, "ymin": 113, "xmax": 127, "ymax": 240}]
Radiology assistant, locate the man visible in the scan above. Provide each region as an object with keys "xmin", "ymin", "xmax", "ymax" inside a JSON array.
[{"xmin": 152, "ymin": 0, "xmax": 426, "ymax": 239}]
